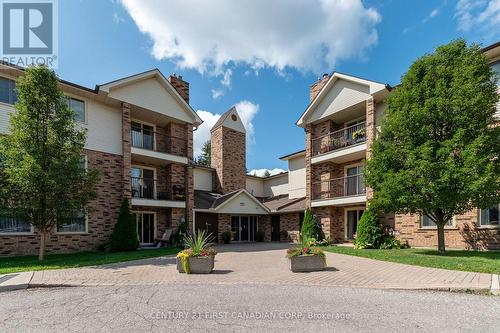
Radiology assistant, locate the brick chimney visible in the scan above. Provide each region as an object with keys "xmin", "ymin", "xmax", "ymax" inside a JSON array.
[
  {"xmin": 210, "ymin": 107, "xmax": 246, "ymax": 194},
  {"xmin": 168, "ymin": 74, "xmax": 189, "ymax": 104},
  {"xmin": 309, "ymin": 73, "xmax": 330, "ymax": 101}
]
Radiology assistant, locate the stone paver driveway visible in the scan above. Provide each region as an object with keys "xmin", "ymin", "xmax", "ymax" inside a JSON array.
[{"xmin": 30, "ymin": 243, "xmax": 492, "ymax": 291}]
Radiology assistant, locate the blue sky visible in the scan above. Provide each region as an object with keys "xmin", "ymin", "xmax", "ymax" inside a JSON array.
[{"xmin": 56, "ymin": 0, "xmax": 500, "ymax": 175}]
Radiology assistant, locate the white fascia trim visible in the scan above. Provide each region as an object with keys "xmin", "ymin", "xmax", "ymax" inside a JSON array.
[
  {"xmin": 131, "ymin": 198, "xmax": 186, "ymax": 209},
  {"xmin": 131, "ymin": 147, "xmax": 188, "ymax": 165},
  {"xmin": 311, "ymin": 195, "xmax": 367, "ymax": 207}
]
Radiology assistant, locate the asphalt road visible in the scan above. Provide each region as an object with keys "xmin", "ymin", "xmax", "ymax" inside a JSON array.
[{"xmin": 0, "ymin": 284, "xmax": 498, "ymax": 333}]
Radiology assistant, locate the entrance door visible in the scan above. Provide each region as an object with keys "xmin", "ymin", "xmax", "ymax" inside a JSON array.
[
  {"xmin": 346, "ymin": 209, "xmax": 364, "ymax": 240},
  {"xmin": 271, "ymin": 215, "xmax": 280, "ymax": 241},
  {"xmin": 231, "ymin": 216, "xmax": 258, "ymax": 241},
  {"xmin": 135, "ymin": 213, "xmax": 155, "ymax": 244},
  {"xmin": 194, "ymin": 213, "xmax": 219, "ymax": 240}
]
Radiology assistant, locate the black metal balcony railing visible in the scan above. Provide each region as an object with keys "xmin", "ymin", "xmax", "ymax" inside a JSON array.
[
  {"xmin": 312, "ymin": 121, "xmax": 366, "ymax": 156},
  {"xmin": 312, "ymin": 174, "xmax": 366, "ymax": 200},
  {"xmin": 131, "ymin": 177, "xmax": 186, "ymax": 201},
  {"xmin": 131, "ymin": 127, "xmax": 187, "ymax": 157}
]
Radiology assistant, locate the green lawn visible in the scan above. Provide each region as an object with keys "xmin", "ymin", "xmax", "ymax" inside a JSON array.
[
  {"xmin": 0, "ymin": 247, "xmax": 181, "ymax": 275},
  {"xmin": 322, "ymin": 246, "xmax": 500, "ymax": 274}
]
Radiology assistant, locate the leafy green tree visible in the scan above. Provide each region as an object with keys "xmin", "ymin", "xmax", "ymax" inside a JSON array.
[
  {"xmin": 354, "ymin": 209, "xmax": 384, "ymax": 249},
  {"xmin": 195, "ymin": 140, "xmax": 211, "ymax": 166},
  {"xmin": 0, "ymin": 66, "xmax": 100, "ymax": 260},
  {"xmin": 300, "ymin": 208, "xmax": 324, "ymax": 242},
  {"xmin": 263, "ymin": 170, "xmax": 271, "ymax": 177},
  {"xmin": 365, "ymin": 40, "xmax": 500, "ymax": 255},
  {"xmin": 108, "ymin": 198, "xmax": 139, "ymax": 252}
]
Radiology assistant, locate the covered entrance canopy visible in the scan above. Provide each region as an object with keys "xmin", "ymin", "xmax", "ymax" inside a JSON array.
[{"xmin": 193, "ymin": 189, "xmax": 270, "ymax": 241}]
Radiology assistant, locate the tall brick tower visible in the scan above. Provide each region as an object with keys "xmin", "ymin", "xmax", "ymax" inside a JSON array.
[{"xmin": 210, "ymin": 106, "xmax": 246, "ymax": 194}]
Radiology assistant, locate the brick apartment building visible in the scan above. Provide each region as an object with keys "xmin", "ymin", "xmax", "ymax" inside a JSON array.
[
  {"xmin": 296, "ymin": 41, "xmax": 500, "ymax": 249},
  {"xmin": 0, "ymin": 41, "xmax": 498, "ymax": 256},
  {"xmin": 0, "ymin": 65, "xmax": 202, "ymax": 255}
]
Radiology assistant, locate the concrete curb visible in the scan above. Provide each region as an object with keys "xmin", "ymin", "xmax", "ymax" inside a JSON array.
[
  {"xmin": 0, "ymin": 271, "xmax": 33, "ymax": 292},
  {"xmin": 491, "ymin": 274, "xmax": 500, "ymax": 296}
]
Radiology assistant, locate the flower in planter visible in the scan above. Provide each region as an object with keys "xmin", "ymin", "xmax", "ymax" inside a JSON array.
[{"xmin": 176, "ymin": 230, "xmax": 217, "ymax": 274}]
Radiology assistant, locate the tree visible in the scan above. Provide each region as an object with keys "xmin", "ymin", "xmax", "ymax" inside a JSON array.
[
  {"xmin": 195, "ymin": 140, "xmax": 211, "ymax": 166},
  {"xmin": 300, "ymin": 208, "xmax": 324, "ymax": 242},
  {"xmin": 108, "ymin": 198, "xmax": 139, "ymax": 252},
  {"xmin": 0, "ymin": 66, "xmax": 100, "ymax": 260},
  {"xmin": 263, "ymin": 170, "xmax": 271, "ymax": 177},
  {"xmin": 354, "ymin": 209, "xmax": 384, "ymax": 249},
  {"xmin": 365, "ymin": 40, "xmax": 500, "ymax": 255}
]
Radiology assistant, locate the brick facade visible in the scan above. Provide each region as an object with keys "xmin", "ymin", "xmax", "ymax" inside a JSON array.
[
  {"xmin": 395, "ymin": 210, "xmax": 500, "ymax": 250},
  {"xmin": 0, "ymin": 149, "xmax": 123, "ymax": 256},
  {"xmin": 211, "ymin": 126, "xmax": 246, "ymax": 194}
]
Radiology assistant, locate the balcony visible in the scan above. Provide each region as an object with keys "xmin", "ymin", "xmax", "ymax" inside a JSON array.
[
  {"xmin": 311, "ymin": 122, "xmax": 367, "ymax": 164},
  {"xmin": 311, "ymin": 174, "xmax": 366, "ymax": 207},
  {"xmin": 131, "ymin": 177, "xmax": 186, "ymax": 208},
  {"xmin": 131, "ymin": 127, "xmax": 188, "ymax": 165}
]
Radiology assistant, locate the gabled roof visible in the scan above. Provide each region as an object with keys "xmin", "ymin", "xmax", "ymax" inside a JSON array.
[
  {"xmin": 211, "ymin": 106, "xmax": 246, "ymax": 133},
  {"xmin": 98, "ymin": 69, "xmax": 203, "ymax": 126},
  {"xmin": 296, "ymin": 71, "xmax": 391, "ymax": 127},
  {"xmin": 263, "ymin": 195, "xmax": 306, "ymax": 213},
  {"xmin": 194, "ymin": 189, "xmax": 270, "ymax": 214}
]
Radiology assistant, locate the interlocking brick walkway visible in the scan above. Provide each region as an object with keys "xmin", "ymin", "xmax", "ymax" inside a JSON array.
[{"xmin": 30, "ymin": 243, "xmax": 492, "ymax": 291}]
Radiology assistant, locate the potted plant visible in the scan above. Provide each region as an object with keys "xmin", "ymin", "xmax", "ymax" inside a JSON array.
[
  {"xmin": 351, "ymin": 128, "xmax": 366, "ymax": 141},
  {"xmin": 286, "ymin": 238, "xmax": 326, "ymax": 272},
  {"xmin": 222, "ymin": 230, "xmax": 232, "ymax": 244},
  {"xmin": 176, "ymin": 230, "xmax": 217, "ymax": 274}
]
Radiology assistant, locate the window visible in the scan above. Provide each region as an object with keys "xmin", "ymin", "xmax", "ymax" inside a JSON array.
[
  {"xmin": 131, "ymin": 166, "xmax": 156, "ymax": 199},
  {"xmin": 57, "ymin": 211, "xmax": 86, "ymax": 233},
  {"xmin": 480, "ymin": 204, "xmax": 499, "ymax": 226},
  {"xmin": 421, "ymin": 214, "xmax": 453, "ymax": 228},
  {"xmin": 345, "ymin": 165, "xmax": 365, "ymax": 196},
  {"xmin": 491, "ymin": 61, "xmax": 500, "ymax": 86},
  {"xmin": 67, "ymin": 97, "xmax": 85, "ymax": 123},
  {"xmin": 0, "ymin": 77, "xmax": 17, "ymax": 105},
  {"xmin": 0, "ymin": 214, "xmax": 31, "ymax": 233},
  {"xmin": 131, "ymin": 121, "xmax": 155, "ymax": 150}
]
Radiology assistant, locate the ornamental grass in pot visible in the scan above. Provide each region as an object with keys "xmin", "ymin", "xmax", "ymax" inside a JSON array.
[{"xmin": 176, "ymin": 230, "xmax": 217, "ymax": 274}]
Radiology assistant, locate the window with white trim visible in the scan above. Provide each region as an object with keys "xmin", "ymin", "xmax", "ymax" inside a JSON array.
[
  {"xmin": 67, "ymin": 97, "xmax": 85, "ymax": 123},
  {"xmin": 421, "ymin": 214, "xmax": 453, "ymax": 227},
  {"xmin": 0, "ymin": 77, "xmax": 17, "ymax": 105},
  {"xmin": 0, "ymin": 214, "xmax": 31, "ymax": 233},
  {"xmin": 480, "ymin": 204, "xmax": 499, "ymax": 226},
  {"xmin": 57, "ymin": 211, "xmax": 87, "ymax": 233}
]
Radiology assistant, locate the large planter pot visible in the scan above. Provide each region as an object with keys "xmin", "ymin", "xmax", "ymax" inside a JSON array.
[
  {"xmin": 289, "ymin": 255, "xmax": 325, "ymax": 272},
  {"xmin": 177, "ymin": 255, "xmax": 215, "ymax": 274}
]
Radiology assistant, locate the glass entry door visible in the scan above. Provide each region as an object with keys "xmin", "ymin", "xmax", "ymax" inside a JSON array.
[
  {"xmin": 346, "ymin": 209, "xmax": 364, "ymax": 240},
  {"xmin": 135, "ymin": 213, "xmax": 155, "ymax": 244},
  {"xmin": 231, "ymin": 216, "xmax": 257, "ymax": 241}
]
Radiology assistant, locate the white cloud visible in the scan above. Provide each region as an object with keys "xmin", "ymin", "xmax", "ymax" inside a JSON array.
[
  {"xmin": 455, "ymin": 0, "xmax": 500, "ymax": 32},
  {"xmin": 248, "ymin": 168, "xmax": 287, "ymax": 177},
  {"xmin": 193, "ymin": 110, "xmax": 220, "ymax": 158},
  {"xmin": 211, "ymin": 89, "xmax": 224, "ymax": 100},
  {"xmin": 221, "ymin": 69, "xmax": 232, "ymax": 87},
  {"xmin": 234, "ymin": 100, "xmax": 259, "ymax": 146},
  {"xmin": 430, "ymin": 8, "xmax": 440, "ymax": 18},
  {"xmin": 120, "ymin": 0, "xmax": 381, "ymax": 77},
  {"xmin": 193, "ymin": 101, "xmax": 259, "ymax": 157},
  {"xmin": 112, "ymin": 12, "xmax": 124, "ymax": 24}
]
